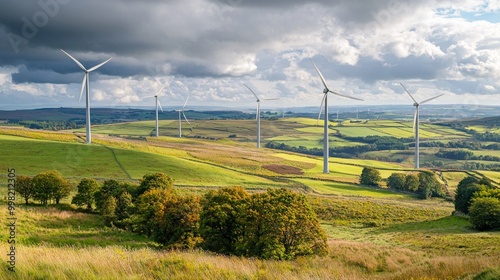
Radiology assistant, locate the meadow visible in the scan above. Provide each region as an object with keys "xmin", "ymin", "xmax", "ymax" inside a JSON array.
[{"xmin": 0, "ymin": 117, "xmax": 499, "ymax": 279}]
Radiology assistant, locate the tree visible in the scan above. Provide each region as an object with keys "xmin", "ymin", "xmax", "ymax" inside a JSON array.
[
  {"xmin": 200, "ymin": 187, "xmax": 250, "ymax": 255},
  {"xmin": 72, "ymin": 178, "xmax": 100, "ymax": 209},
  {"xmin": 405, "ymin": 174, "xmax": 420, "ymax": 192},
  {"xmin": 136, "ymin": 173, "xmax": 174, "ymax": 197},
  {"xmin": 237, "ymin": 188, "xmax": 328, "ymax": 260},
  {"xmin": 154, "ymin": 194, "xmax": 202, "ymax": 249},
  {"xmin": 101, "ymin": 196, "xmax": 117, "ymax": 226},
  {"xmin": 455, "ymin": 182, "xmax": 485, "ymax": 214},
  {"xmin": 469, "ymin": 197, "xmax": 500, "ymax": 231},
  {"xmin": 95, "ymin": 179, "xmax": 120, "ymax": 212},
  {"xmin": 360, "ymin": 167, "xmax": 382, "ymax": 187},
  {"xmin": 132, "ymin": 188, "xmax": 173, "ymax": 236},
  {"xmin": 417, "ymin": 172, "xmax": 445, "ymax": 199},
  {"xmin": 16, "ymin": 175, "xmax": 34, "ymax": 205},
  {"xmin": 387, "ymin": 173, "xmax": 407, "ymax": 190},
  {"xmin": 116, "ymin": 192, "xmax": 134, "ymax": 222},
  {"xmin": 32, "ymin": 170, "xmax": 70, "ymax": 205}
]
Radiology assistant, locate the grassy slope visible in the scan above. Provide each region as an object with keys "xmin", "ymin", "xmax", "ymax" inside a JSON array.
[{"xmin": 1, "ymin": 121, "xmax": 500, "ymax": 279}]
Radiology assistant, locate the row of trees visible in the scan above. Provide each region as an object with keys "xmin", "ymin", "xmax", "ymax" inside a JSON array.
[
  {"xmin": 435, "ymin": 150, "xmax": 500, "ymax": 162},
  {"xmin": 70, "ymin": 173, "xmax": 328, "ymax": 260},
  {"xmin": 16, "ymin": 170, "xmax": 71, "ymax": 205},
  {"xmin": 386, "ymin": 171, "xmax": 446, "ymax": 199},
  {"xmin": 454, "ymin": 176, "xmax": 500, "ymax": 230},
  {"xmin": 359, "ymin": 167, "xmax": 446, "ymax": 199}
]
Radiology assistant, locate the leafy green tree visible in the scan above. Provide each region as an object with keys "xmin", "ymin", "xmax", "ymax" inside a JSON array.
[
  {"xmin": 132, "ymin": 188, "xmax": 173, "ymax": 236},
  {"xmin": 387, "ymin": 173, "xmax": 407, "ymax": 190},
  {"xmin": 116, "ymin": 192, "xmax": 134, "ymax": 222},
  {"xmin": 360, "ymin": 167, "xmax": 382, "ymax": 187},
  {"xmin": 200, "ymin": 187, "xmax": 250, "ymax": 255},
  {"xmin": 101, "ymin": 196, "xmax": 117, "ymax": 226},
  {"xmin": 72, "ymin": 178, "xmax": 100, "ymax": 210},
  {"xmin": 469, "ymin": 197, "xmax": 500, "ymax": 231},
  {"xmin": 154, "ymin": 194, "xmax": 202, "ymax": 249},
  {"xmin": 237, "ymin": 188, "xmax": 328, "ymax": 260},
  {"xmin": 405, "ymin": 174, "xmax": 420, "ymax": 192},
  {"xmin": 417, "ymin": 172, "xmax": 445, "ymax": 199},
  {"xmin": 32, "ymin": 170, "xmax": 70, "ymax": 205},
  {"xmin": 455, "ymin": 182, "xmax": 485, "ymax": 214},
  {"xmin": 16, "ymin": 175, "xmax": 34, "ymax": 205},
  {"xmin": 136, "ymin": 173, "xmax": 174, "ymax": 197},
  {"xmin": 95, "ymin": 179, "xmax": 120, "ymax": 212}
]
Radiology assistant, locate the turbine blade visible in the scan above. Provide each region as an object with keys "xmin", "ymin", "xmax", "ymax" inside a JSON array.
[
  {"xmin": 61, "ymin": 49, "xmax": 87, "ymax": 71},
  {"xmin": 400, "ymin": 83, "xmax": 418, "ymax": 104},
  {"xmin": 261, "ymin": 98, "xmax": 280, "ymax": 101},
  {"xmin": 88, "ymin": 57, "xmax": 113, "ymax": 72},
  {"xmin": 420, "ymin": 94, "xmax": 444, "ymax": 105},
  {"xmin": 156, "ymin": 85, "xmax": 166, "ymax": 95},
  {"xmin": 330, "ymin": 90, "xmax": 364, "ymax": 101},
  {"xmin": 317, "ymin": 93, "xmax": 327, "ymax": 125},
  {"xmin": 79, "ymin": 74, "xmax": 87, "ymax": 103},
  {"xmin": 182, "ymin": 111, "xmax": 190, "ymax": 124},
  {"xmin": 244, "ymin": 84, "xmax": 260, "ymax": 101},
  {"xmin": 182, "ymin": 95, "xmax": 190, "ymax": 109},
  {"xmin": 309, "ymin": 58, "xmax": 329, "ymax": 91},
  {"xmin": 158, "ymin": 100, "xmax": 163, "ymax": 112}
]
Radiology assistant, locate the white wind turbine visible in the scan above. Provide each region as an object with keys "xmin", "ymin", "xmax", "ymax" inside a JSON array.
[
  {"xmin": 153, "ymin": 86, "xmax": 165, "ymax": 137},
  {"xmin": 310, "ymin": 58, "xmax": 363, "ymax": 174},
  {"xmin": 400, "ymin": 83, "xmax": 444, "ymax": 169},
  {"xmin": 244, "ymin": 84, "xmax": 279, "ymax": 148},
  {"xmin": 61, "ymin": 49, "xmax": 112, "ymax": 144},
  {"xmin": 176, "ymin": 95, "xmax": 190, "ymax": 138}
]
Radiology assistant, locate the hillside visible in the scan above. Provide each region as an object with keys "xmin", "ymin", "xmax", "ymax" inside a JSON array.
[{"xmin": 0, "ymin": 119, "xmax": 499, "ymax": 279}]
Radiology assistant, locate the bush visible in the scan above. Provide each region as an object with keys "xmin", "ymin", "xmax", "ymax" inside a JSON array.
[
  {"xmin": 236, "ymin": 188, "xmax": 328, "ymax": 260},
  {"xmin": 387, "ymin": 173, "xmax": 406, "ymax": 190},
  {"xmin": 360, "ymin": 167, "xmax": 382, "ymax": 187},
  {"xmin": 16, "ymin": 175, "xmax": 34, "ymax": 205},
  {"xmin": 32, "ymin": 170, "xmax": 71, "ymax": 205},
  {"xmin": 200, "ymin": 187, "xmax": 250, "ymax": 255},
  {"xmin": 469, "ymin": 197, "xmax": 500, "ymax": 231},
  {"xmin": 72, "ymin": 178, "xmax": 100, "ymax": 210},
  {"xmin": 136, "ymin": 173, "xmax": 174, "ymax": 197}
]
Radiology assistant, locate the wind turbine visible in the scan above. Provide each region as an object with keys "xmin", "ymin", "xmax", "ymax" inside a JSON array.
[
  {"xmin": 177, "ymin": 95, "xmax": 190, "ymax": 138},
  {"xmin": 244, "ymin": 84, "xmax": 279, "ymax": 148},
  {"xmin": 400, "ymin": 83, "xmax": 444, "ymax": 169},
  {"xmin": 310, "ymin": 58, "xmax": 363, "ymax": 174},
  {"xmin": 61, "ymin": 49, "xmax": 112, "ymax": 144},
  {"xmin": 153, "ymin": 86, "xmax": 165, "ymax": 137}
]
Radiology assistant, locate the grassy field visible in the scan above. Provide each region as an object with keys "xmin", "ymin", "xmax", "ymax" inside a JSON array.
[{"xmin": 1, "ymin": 119, "xmax": 500, "ymax": 279}]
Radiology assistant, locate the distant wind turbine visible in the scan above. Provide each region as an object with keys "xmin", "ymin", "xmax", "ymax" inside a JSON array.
[
  {"xmin": 400, "ymin": 83, "xmax": 444, "ymax": 169},
  {"xmin": 244, "ymin": 84, "xmax": 279, "ymax": 148},
  {"xmin": 177, "ymin": 95, "xmax": 190, "ymax": 138},
  {"xmin": 61, "ymin": 49, "xmax": 112, "ymax": 144},
  {"xmin": 153, "ymin": 86, "xmax": 165, "ymax": 137},
  {"xmin": 310, "ymin": 58, "xmax": 363, "ymax": 174}
]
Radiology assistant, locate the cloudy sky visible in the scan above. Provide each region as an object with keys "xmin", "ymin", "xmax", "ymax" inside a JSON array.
[{"xmin": 1, "ymin": 0, "xmax": 500, "ymax": 110}]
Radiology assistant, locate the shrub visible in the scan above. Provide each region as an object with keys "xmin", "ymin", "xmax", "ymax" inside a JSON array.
[
  {"xmin": 360, "ymin": 167, "xmax": 382, "ymax": 187},
  {"xmin": 32, "ymin": 170, "xmax": 70, "ymax": 205},
  {"xmin": 72, "ymin": 178, "xmax": 100, "ymax": 210},
  {"xmin": 387, "ymin": 173, "xmax": 406, "ymax": 190},
  {"xmin": 16, "ymin": 175, "xmax": 34, "ymax": 205},
  {"xmin": 469, "ymin": 197, "xmax": 500, "ymax": 231},
  {"xmin": 200, "ymin": 187, "xmax": 250, "ymax": 255},
  {"xmin": 236, "ymin": 188, "xmax": 328, "ymax": 260},
  {"xmin": 136, "ymin": 173, "xmax": 174, "ymax": 197}
]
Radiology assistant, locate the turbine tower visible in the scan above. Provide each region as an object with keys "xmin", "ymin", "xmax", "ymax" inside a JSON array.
[
  {"xmin": 244, "ymin": 84, "xmax": 278, "ymax": 148},
  {"xmin": 153, "ymin": 86, "xmax": 165, "ymax": 137},
  {"xmin": 400, "ymin": 83, "xmax": 444, "ymax": 169},
  {"xmin": 61, "ymin": 49, "xmax": 112, "ymax": 144},
  {"xmin": 177, "ymin": 95, "xmax": 190, "ymax": 138},
  {"xmin": 310, "ymin": 58, "xmax": 363, "ymax": 174}
]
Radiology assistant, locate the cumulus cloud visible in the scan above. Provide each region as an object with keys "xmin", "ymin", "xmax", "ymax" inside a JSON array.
[{"xmin": 0, "ymin": 0, "xmax": 499, "ymax": 108}]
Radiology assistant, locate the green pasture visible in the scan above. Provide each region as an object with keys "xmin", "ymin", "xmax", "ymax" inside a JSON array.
[
  {"xmin": 296, "ymin": 178, "xmax": 411, "ymax": 199},
  {"xmin": 76, "ymin": 121, "xmax": 175, "ymax": 136},
  {"xmin": 0, "ymin": 135, "xmax": 280, "ymax": 188}
]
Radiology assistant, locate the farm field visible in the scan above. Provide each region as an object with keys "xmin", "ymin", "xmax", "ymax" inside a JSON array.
[{"xmin": 1, "ymin": 117, "xmax": 500, "ymax": 279}]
